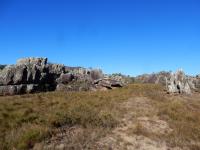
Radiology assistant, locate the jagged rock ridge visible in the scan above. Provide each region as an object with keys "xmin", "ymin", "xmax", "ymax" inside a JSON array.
[
  {"xmin": 166, "ymin": 70, "xmax": 193, "ymax": 94},
  {"xmin": 136, "ymin": 70, "xmax": 200, "ymax": 94},
  {"xmin": 0, "ymin": 57, "xmax": 125, "ymax": 96}
]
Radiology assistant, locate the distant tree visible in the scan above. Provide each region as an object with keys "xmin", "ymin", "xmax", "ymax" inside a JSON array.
[{"xmin": 0, "ymin": 65, "xmax": 6, "ymax": 70}]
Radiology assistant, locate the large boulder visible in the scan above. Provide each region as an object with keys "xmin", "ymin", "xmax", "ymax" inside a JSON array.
[
  {"xmin": 0, "ymin": 65, "xmax": 28, "ymax": 85},
  {"xmin": 94, "ymin": 78, "xmax": 123, "ymax": 90}
]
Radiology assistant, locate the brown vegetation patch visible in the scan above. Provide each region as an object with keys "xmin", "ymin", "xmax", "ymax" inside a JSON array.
[{"xmin": 1, "ymin": 84, "xmax": 200, "ymax": 149}]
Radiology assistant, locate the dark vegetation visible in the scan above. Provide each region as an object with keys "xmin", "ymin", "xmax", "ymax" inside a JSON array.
[{"xmin": 0, "ymin": 65, "xmax": 6, "ymax": 70}]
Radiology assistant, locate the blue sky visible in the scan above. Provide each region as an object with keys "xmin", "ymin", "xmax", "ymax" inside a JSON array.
[{"xmin": 0, "ymin": 0, "xmax": 199, "ymax": 76}]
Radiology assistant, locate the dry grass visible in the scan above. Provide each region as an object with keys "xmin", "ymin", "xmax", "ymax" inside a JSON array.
[
  {"xmin": 156, "ymin": 99, "xmax": 200, "ymax": 149},
  {"xmin": 141, "ymin": 86, "xmax": 200, "ymax": 149},
  {"xmin": 0, "ymin": 84, "xmax": 136, "ymax": 150},
  {"xmin": 0, "ymin": 84, "xmax": 200, "ymax": 150}
]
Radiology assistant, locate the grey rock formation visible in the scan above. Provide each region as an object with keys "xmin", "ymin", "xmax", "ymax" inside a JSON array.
[
  {"xmin": 13, "ymin": 65, "xmax": 28, "ymax": 84},
  {"xmin": 166, "ymin": 70, "xmax": 193, "ymax": 94},
  {"xmin": 0, "ymin": 57, "xmax": 124, "ymax": 95},
  {"xmin": 0, "ymin": 65, "xmax": 28, "ymax": 85},
  {"xmin": 0, "ymin": 66, "xmax": 15, "ymax": 85},
  {"xmin": 135, "ymin": 70, "xmax": 200, "ymax": 94},
  {"xmin": 48, "ymin": 64, "xmax": 65, "ymax": 75},
  {"xmin": 94, "ymin": 78, "xmax": 123, "ymax": 90},
  {"xmin": 17, "ymin": 57, "xmax": 47, "ymax": 66},
  {"xmin": 0, "ymin": 58, "xmax": 59, "ymax": 95}
]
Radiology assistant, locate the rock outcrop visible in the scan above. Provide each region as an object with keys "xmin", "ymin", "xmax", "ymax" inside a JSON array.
[
  {"xmin": 166, "ymin": 70, "xmax": 194, "ymax": 94},
  {"xmin": 0, "ymin": 58, "xmax": 60, "ymax": 95},
  {"xmin": 0, "ymin": 57, "xmax": 124, "ymax": 96},
  {"xmin": 55, "ymin": 69, "xmax": 124, "ymax": 92},
  {"xmin": 136, "ymin": 70, "xmax": 198, "ymax": 94}
]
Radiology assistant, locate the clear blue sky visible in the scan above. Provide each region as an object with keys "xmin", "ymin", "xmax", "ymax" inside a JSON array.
[{"xmin": 0, "ymin": 0, "xmax": 199, "ymax": 76}]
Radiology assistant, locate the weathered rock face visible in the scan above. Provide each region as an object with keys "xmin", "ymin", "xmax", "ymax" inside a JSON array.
[
  {"xmin": 166, "ymin": 70, "xmax": 193, "ymax": 94},
  {"xmin": 0, "ymin": 65, "xmax": 27, "ymax": 85},
  {"xmin": 136, "ymin": 70, "xmax": 198, "ymax": 94},
  {"xmin": 94, "ymin": 78, "xmax": 124, "ymax": 90},
  {"xmin": 48, "ymin": 64, "xmax": 65, "ymax": 75},
  {"xmin": 55, "ymin": 68, "xmax": 107, "ymax": 92},
  {"xmin": 17, "ymin": 57, "xmax": 47, "ymax": 66},
  {"xmin": 0, "ymin": 57, "xmax": 124, "ymax": 95},
  {"xmin": 0, "ymin": 58, "xmax": 62, "ymax": 95}
]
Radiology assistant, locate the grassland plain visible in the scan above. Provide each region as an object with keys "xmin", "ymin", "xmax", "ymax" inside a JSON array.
[{"xmin": 0, "ymin": 84, "xmax": 200, "ymax": 150}]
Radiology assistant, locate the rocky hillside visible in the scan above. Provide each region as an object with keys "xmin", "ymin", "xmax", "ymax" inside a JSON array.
[
  {"xmin": 0, "ymin": 58, "xmax": 126, "ymax": 96},
  {"xmin": 1, "ymin": 58, "xmax": 199, "ymax": 96},
  {"xmin": 136, "ymin": 70, "xmax": 200, "ymax": 94}
]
